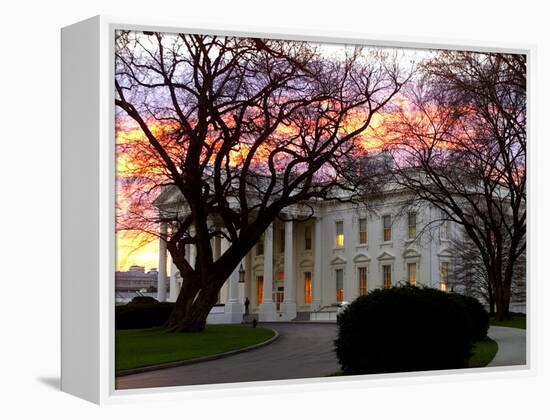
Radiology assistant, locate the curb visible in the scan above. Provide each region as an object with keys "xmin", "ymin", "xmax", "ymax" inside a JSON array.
[
  {"xmin": 116, "ymin": 327, "xmax": 279, "ymax": 377},
  {"xmin": 243, "ymin": 320, "xmax": 337, "ymax": 325}
]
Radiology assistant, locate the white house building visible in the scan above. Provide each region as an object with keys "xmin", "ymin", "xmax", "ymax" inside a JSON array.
[{"xmin": 153, "ymin": 184, "xmax": 469, "ymax": 323}]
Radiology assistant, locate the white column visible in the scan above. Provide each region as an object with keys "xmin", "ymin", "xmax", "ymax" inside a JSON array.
[
  {"xmin": 220, "ymin": 238, "xmax": 229, "ymax": 302},
  {"xmin": 281, "ymin": 220, "xmax": 296, "ymax": 320},
  {"xmin": 312, "ymin": 217, "xmax": 322, "ymax": 309},
  {"xmin": 157, "ymin": 221, "xmax": 168, "ymax": 302},
  {"xmin": 228, "ymin": 265, "xmax": 240, "ymax": 303},
  {"xmin": 221, "ymin": 237, "xmax": 244, "ymax": 323},
  {"xmin": 169, "ymin": 259, "xmax": 179, "ymax": 302},
  {"xmin": 259, "ymin": 223, "xmax": 277, "ymax": 321}
]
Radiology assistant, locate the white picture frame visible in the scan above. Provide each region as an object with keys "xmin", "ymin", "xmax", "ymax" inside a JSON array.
[{"xmin": 61, "ymin": 15, "xmax": 534, "ymax": 404}]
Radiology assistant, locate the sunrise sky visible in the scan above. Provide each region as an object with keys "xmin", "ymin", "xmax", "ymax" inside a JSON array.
[{"xmin": 115, "ymin": 35, "xmax": 436, "ymax": 272}]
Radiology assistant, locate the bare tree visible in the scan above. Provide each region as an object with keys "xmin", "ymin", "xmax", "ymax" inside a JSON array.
[
  {"xmin": 115, "ymin": 31, "xmax": 408, "ymax": 331},
  {"xmin": 386, "ymin": 51, "xmax": 526, "ymax": 320},
  {"xmin": 450, "ymin": 234, "xmax": 526, "ymax": 315}
]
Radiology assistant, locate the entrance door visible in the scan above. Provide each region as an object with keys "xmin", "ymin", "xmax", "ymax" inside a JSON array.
[{"xmin": 275, "ymin": 286, "xmax": 284, "ymax": 310}]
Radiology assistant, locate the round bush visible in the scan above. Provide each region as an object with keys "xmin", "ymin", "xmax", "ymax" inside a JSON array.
[
  {"xmin": 448, "ymin": 293, "xmax": 489, "ymax": 341},
  {"xmin": 115, "ymin": 302, "xmax": 174, "ymax": 329},
  {"xmin": 128, "ymin": 295, "xmax": 158, "ymax": 305},
  {"xmin": 335, "ymin": 286, "xmax": 474, "ymax": 375}
]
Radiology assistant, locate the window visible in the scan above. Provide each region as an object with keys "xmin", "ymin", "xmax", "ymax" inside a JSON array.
[
  {"xmin": 383, "ymin": 264, "xmax": 392, "ymax": 289},
  {"xmin": 304, "ymin": 271, "xmax": 312, "ymax": 304},
  {"xmin": 336, "ymin": 269, "xmax": 344, "ymax": 302},
  {"xmin": 256, "ymin": 236, "xmax": 264, "ymax": 256},
  {"xmin": 407, "ymin": 262, "xmax": 417, "ymax": 286},
  {"xmin": 279, "ymin": 229, "xmax": 285, "ymax": 253},
  {"xmin": 408, "ymin": 212, "xmax": 417, "ymax": 240},
  {"xmin": 335, "ymin": 221, "xmax": 344, "ymax": 247},
  {"xmin": 276, "ymin": 271, "xmax": 285, "ymax": 282},
  {"xmin": 440, "ymin": 262, "xmax": 450, "ymax": 291},
  {"xmin": 359, "ymin": 218, "xmax": 367, "ymax": 244},
  {"xmin": 257, "ymin": 275, "xmax": 264, "ymax": 304},
  {"xmin": 304, "ymin": 225, "xmax": 312, "ymax": 250},
  {"xmin": 358, "ymin": 266, "xmax": 368, "ymax": 296},
  {"xmin": 383, "ymin": 215, "xmax": 392, "ymax": 242}
]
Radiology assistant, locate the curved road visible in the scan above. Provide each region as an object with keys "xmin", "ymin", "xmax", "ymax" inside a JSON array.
[
  {"xmin": 116, "ymin": 323, "xmax": 526, "ymax": 390},
  {"xmin": 116, "ymin": 323, "xmax": 339, "ymax": 390}
]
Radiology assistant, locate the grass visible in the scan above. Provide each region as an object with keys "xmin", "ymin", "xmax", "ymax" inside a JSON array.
[
  {"xmin": 115, "ymin": 324, "xmax": 275, "ymax": 373},
  {"xmin": 468, "ymin": 337, "xmax": 498, "ymax": 368},
  {"xmin": 490, "ymin": 314, "xmax": 526, "ymax": 329}
]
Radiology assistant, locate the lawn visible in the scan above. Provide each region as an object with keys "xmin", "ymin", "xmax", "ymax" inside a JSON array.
[
  {"xmin": 116, "ymin": 324, "xmax": 275, "ymax": 373},
  {"xmin": 490, "ymin": 314, "xmax": 526, "ymax": 329},
  {"xmin": 468, "ymin": 337, "xmax": 498, "ymax": 368}
]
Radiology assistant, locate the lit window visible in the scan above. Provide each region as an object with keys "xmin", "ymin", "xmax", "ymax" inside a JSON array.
[
  {"xmin": 304, "ymin": 225, "xmax": 312, "ymax": 250},
  {"xmin": 407, "ymin": 262, "xmax": 417, "ymax": 286},
  {"xmin": 276, "ymin": 271, "xmax": 284, "ymax": 282},
  {"xmin": 257, "ymin": 275, "xmax": 264, "ymax": 304},
  {"xmin": 335, "ymin": 221, "xmax": 344, "ymax": 248},
  {"xmin": 440, "ymin": 262, "xmax": 449, "ymax": 291},
  {"xmin": 358, "ymin": 266, "xmax": 368, "ymax": 296},
  {"xmin": 304, "ymin": 271, "xmax": 312, "ymax": 304},
  {"xmin": 383, "ymin": 215, "xmax": 392, "ymax": 241},
  {"xmin": 336, "ymin": 269, "xmax": 344, "ymax": 302},
  {"xmin": 408, "ymin": 212, "xmax": 417, "ymax": 240},
  {"xmin": 359, "ymin": 218, "xmax": 367, "ymax": 244},
  {"xmin": 383, "ymin": 264, "xmax": 392, "ymax": 288}
]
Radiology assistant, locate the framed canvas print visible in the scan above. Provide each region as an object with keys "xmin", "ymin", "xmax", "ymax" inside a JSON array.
[{"xmin": 61, "ymin": 16, "xmax": 531, "ymax": 404}]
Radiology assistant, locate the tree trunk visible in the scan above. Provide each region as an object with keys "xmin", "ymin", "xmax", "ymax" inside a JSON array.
[
  {"xmin": 166, "ymin": 285, "xmax": 220, "ymax": 332},
  {"xmin": 493, "ymin": 282, "xmax": 511, "ymax": 321},
  {"xmin": 164, "ymin": 266, "xmax": 222, "ymax": 332}
]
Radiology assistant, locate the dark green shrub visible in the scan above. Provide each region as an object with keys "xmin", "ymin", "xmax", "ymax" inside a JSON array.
[
  {"xmin": 448, "ymin": 293, "xmax": 489, "ymax": 341},
  {"xmin": 128, "ymin": 295, "xmax": 158, "ymax": 305},
  {"xmin": 115, "ymin": 302, "xmax": 174, "ymax": 329},
  {"xmin": 335, "ymin": 286, "xmax": 473, "ymax": 375}
]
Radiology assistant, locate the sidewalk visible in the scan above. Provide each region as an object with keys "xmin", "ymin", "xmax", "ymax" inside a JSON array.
[{"xmin": 487, "ymin": 325, "xmax": 527, "ymax": 367}]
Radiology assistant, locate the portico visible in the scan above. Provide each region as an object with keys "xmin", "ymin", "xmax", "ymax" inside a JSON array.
[{"xmin": 156, "ymin": 216, "xmax": 323, "ymax": 323}]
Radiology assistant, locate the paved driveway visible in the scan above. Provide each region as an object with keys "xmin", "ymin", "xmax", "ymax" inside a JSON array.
[{"xmin": 116, "ymin": 323, "xmax": 339, "ymax": 390}]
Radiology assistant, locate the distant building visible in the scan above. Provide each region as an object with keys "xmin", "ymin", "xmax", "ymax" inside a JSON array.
[{"xmin": 115, "ymin": 266, "xmax": 160, "ymax": 292}]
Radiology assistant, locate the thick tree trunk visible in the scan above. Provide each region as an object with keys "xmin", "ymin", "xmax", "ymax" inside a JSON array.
[
  {"xmin": 493, "ymin": 282, "xmax": 511, "ymax": 321},
  {"xmin": 166, "ymin": 284, "xmax": 220, "ymax": 332}
]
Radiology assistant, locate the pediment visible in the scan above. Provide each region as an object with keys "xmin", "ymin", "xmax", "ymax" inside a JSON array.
[
  {"xmin": 438, "ymin": 247, "xmax": 453, "ymax": 257},
  {"xmin": 330, "ymin": 256, "xmax": 347, "ymax": 265},
  {"xmin": 153, "ymin": 185, "xmax": 185, "ymax": 208},
  {"xmin": 377, "ymin": 251, "xmax": 395, "ymax": 261},
  {"xmin": 353, "ymin": 253, "xmax": 371, "ymax": 263},
  {"xmin": 402, "ymin": 248, "xmax": 421, "ymax": 259},
  {"xmin": 300, "ymin": 259, "xmax": 314, "ymax": 268}
]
